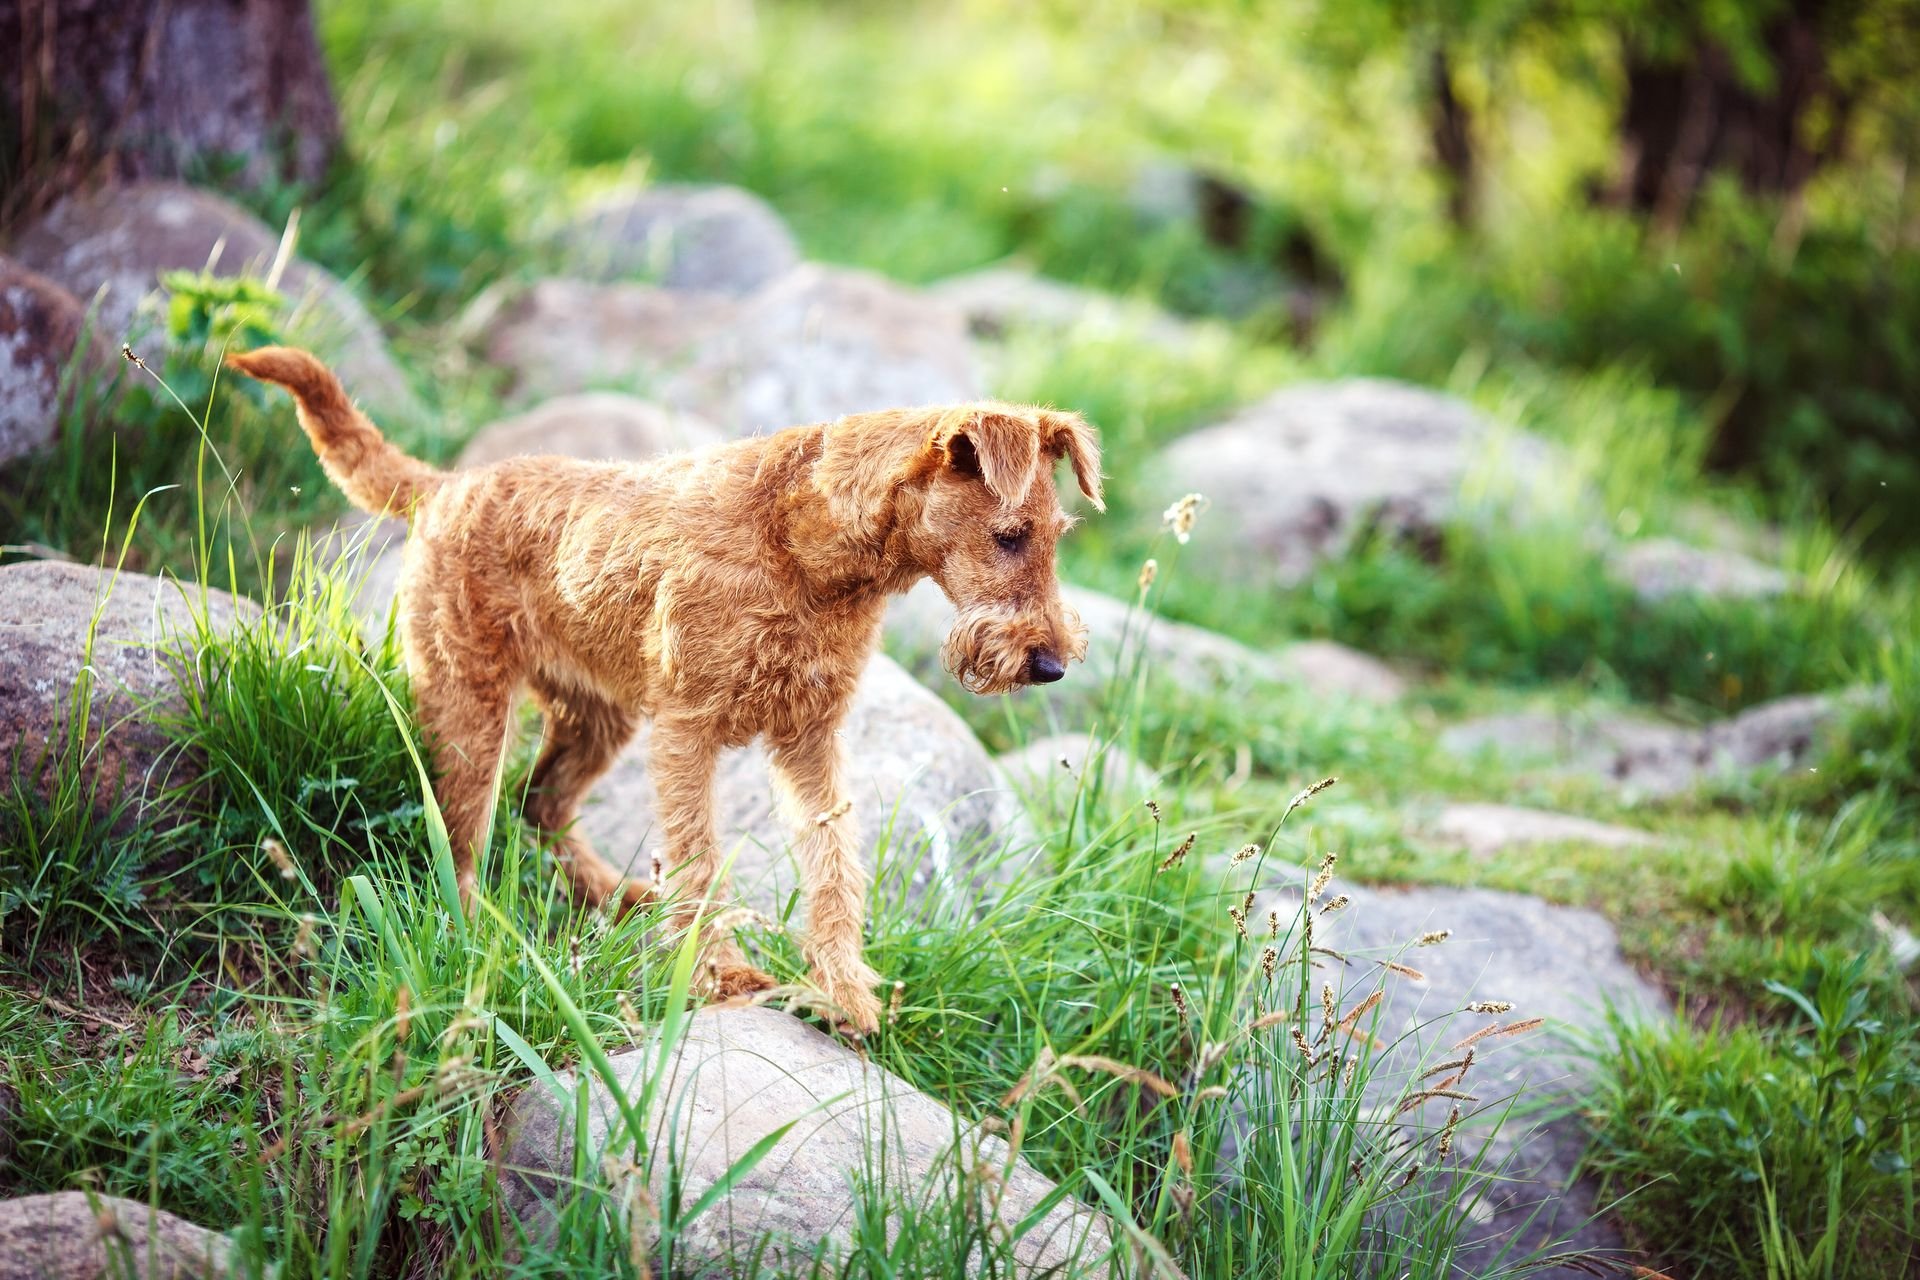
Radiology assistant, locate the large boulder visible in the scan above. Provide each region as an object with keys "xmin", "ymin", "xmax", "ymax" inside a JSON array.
[
  {"xmin": 930, "ymin": 265, "xmax": 1203, "ymax": 350},
  {"xmin": 555, "ymin": 183, "xmax": 800, "ymax": 296},
  {"xmin": 587, "ymin": 655, "xmax": 1031, "ymax": 914},
  {"xmin": 1440, "ymin": 687, "xmax": 1884, "ymax": 800},
  {"xmin": 1253, "ymin": 882, "xmax": 1668, "ymax": 1273},
  {"xmin": 885, "ymin": 578, "xmax": 1404, "ymax": 709},
  {"xmin": 0, "ymin": 561, "xmax": 252, "ymax": 827},
  {"xmin": 0, "ymin": 258, "xmax": 106, "ymax": 467},
  {"xmin": 497, "ymin": 1005, "xmax": 1113, "ymax": 1275},
  {"xmin": 460, "ymin": 278, "xmax": 742, "ymax": 405},
  {"xmin": 8, "ymin": 183, "xmax": 416, "ymax": 417},
  {"xmin": 467, "ymin": 265, "xmax": 979, "ymax": 433},
  {"xmin": 0, "ymin": 1192, "xmax": 242, "ymax": 1279},
  {"xmin": 1151, "ymin": 380, "xmax": 1556, "ymax": 585},
  {"xmin": 0, "ymin": 0, "xmax": 337, "ymax": 192},
  {"xmin": 661, "ymin": 264, "xmax": 981, "ymax": 436}
]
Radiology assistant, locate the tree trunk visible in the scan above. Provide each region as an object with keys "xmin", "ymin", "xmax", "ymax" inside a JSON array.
[
  {"xmin": 1, "ymin": 0, "xmax": 340, "ymax": 224},
  {"xmin": 1427, "ymin": 45, "xmax": 1476, "ymax": 229},
  {"xmin": 1612, "ymin": 0, "xmax": 1851, "ymax": 226}
]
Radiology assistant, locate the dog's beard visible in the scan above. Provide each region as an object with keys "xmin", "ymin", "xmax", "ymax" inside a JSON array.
[{"xmin": 942, "ymin": 603, "xmax": 1046, "ymax": 695}]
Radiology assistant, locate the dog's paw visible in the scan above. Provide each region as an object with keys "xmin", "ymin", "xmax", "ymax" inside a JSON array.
[
  {"xmin": 704, "ymin": 963, "xmax": 780, "ymax": 1000},
  {"xmin": 820, "ymin": 971, "xmax": 884, "ymax": 1037}
]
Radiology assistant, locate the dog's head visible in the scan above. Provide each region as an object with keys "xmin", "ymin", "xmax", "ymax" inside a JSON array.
[{"xmin": 904, "ymin": 404, "xmax": 1103, "ymax": 695}]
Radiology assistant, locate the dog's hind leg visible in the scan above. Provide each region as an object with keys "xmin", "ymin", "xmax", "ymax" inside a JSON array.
[
  {"xmin": 769, "ymin": 724, "xmax": 883, "ymax": 1034},
  {"xmin": 649, "ymin": 712, "xmax": 777, "ymax": 999},
  {"xmin": 525, "ymin": 675, "xmax": 652, "ymax": 916},
  {"xmin": 411, "ymin": 666, "xmax": 514, "ymax": 913}
]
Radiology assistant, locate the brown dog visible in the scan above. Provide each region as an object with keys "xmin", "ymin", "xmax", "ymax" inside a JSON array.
[{"xmin": 229, "ymin": 347, "xmax": 1101, "ymax": 1031}]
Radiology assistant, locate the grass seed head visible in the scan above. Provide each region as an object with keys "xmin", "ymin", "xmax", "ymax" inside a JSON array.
[
  {"xmin": 1162, "ymin": 492, "xmax": 1204, "ymax": 543},
  {"xmin": 1169, "ymin": 982, "xmax": 1190, "ymax": 1022},
  {"xmin": 262, "ymin": 838, "xmax": 297, "ymax": 881},
  {"xmin": 1320, "ymin": 893, "xmax": 1350, "ymax": 915},
  {"xmin": 1464, "ymin": 1000, "xmax": 1513, "ymax": 1014},
  {"xmin": 1158, "ymin": 831, "xmax": 1196, "ymax": 873},
  {"xmin": 1145, "ymin": 798, "xmax": 1162, "ymax": 823},
  {"xmin": 1417, "ymin": 929, "xmax": 1452, "ymax": 946},
  {"xmin": 1229, "ymin": 842, "xmax": 1260, "ymax": 865},
  {"xmin": 1137, "ymin": 558, "xmax": 1158, "ymax": 593}
]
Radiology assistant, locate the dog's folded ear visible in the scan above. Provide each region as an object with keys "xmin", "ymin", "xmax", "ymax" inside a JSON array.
[
  {"xmin": 930, "ymin": 408, "xmax": 1042, "ymax": 509},
  {"xmin": 1043, "ymin": 410, "xmax": 1105, "ymax": 512}
]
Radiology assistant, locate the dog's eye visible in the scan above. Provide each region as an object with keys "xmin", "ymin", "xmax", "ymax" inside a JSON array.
[{"xmin": 994, "ymin": 529, "xmax": 1028, "ymax": 553}]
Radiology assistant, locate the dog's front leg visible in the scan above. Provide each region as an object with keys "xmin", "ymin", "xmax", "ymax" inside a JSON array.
[
  {"xmin": 649, "ymin": 714, "xmax": 777, "ymax": 999},
  {"xmin": 769, "ymin": 725, "xmax": 884, "ymax": 1034}
]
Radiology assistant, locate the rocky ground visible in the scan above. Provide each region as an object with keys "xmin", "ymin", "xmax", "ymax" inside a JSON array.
[{"xmin": 0, "ymin": 172, "xmax": 1894, "ymax": 1277}]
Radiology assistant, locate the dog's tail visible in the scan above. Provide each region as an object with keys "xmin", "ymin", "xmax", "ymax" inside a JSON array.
[{"xmin": 226, "ymin": 346, "xmax": 443, "ymax": 516}]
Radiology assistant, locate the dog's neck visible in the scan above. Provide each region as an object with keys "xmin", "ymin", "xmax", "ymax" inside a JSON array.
[{"xmin": 776, "ymin": 425, "xmax": 934, "ymax": 607}]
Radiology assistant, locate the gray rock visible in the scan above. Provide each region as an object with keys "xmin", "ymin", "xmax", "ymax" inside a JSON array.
[
  {"xmin": 1443, "ymin": 689, "xmax": 1884, "ymax": 799},
  {"xmin": 497, "ymin": 1005, "xmax": 1114, "ymax": 1275},
  {"xmin": 1609, "ymin": 536, "xmax": 1792, "ymax": 603},
  {"xmin": 662, "ymin": 264, "xmax": 980, "ymax": 437},
  {"xmin": 0, "ymin": 561, "xmax": 253, "ymax": 828},
  {"xmin": 1255, "ymin": 883, "xmax": 1667, "ymax": 1273},
  {"xmin": 930, "ymin": 265, "xmax": 1202, "ymax": 350},
  {"xmin": 1609, "ymin": 687, "xmax": 1886, "ymax": 798},
  {"xmin": 996, "ymin": 733, "xmax": 1159, "ymax": 807},
  {"xmin": 460, "ymin": 277, "xmax": 741, "ymax": 405},
  {"xmin": 1152, "ymin": 380, "xmax": 1557, "ymax": 585},
  {"xmin": 886, "ymin": 578, "xmax": 1402, "ymax": 708},
  {"xmin": 8, "ymin": 183, "xmax": 417, "ymax": 419},
  {"xmin": 455, "ymin": 393, "xmax": 724, "ymax": 470},
  {"xmin": 0, "ymin": 258, "xmax": 106, "ymax": 467},
  {"xmin": 1427, "ymin": 803, "xmax": 1659, "ymax": 857},
  {"xmin": 556, "ymin": 183, "xmax": 800, "ymax": 296},
  {"xmin": 0, "ymin": 1191, "xmax": 242, "ymax": 1279},
  {"xmin": 588, "ymin": 655, "xmax": 1032, "ymax": 914}
]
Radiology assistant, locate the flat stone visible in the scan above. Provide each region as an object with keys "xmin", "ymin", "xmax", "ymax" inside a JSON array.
[
  {"xmin": 1609, "ymin": 537, "xmax": 1792, "ymax": 602},
  {"xmin": 1270, "ymin": 639, "xmax": 1407, "ymax": 704},
  {"xmin": 1253, "ymin": 883, "xmax": 1667, "ymax": 1272},
  {"xmin": 1428, "ymin": 803, "xmax": 1659, "ymax": 857},
  {"xmin": 555, "ymin": 183, "xmax": 800, "ymax": 295},
  {"xmin": 0, "ymin": 561, "xmax": 253, "ymax": 828},
  {"xmin": 1152, "ymin": 380, "xmax": 1557, "ymax": 585},
  {"xmin": 461, "ymin": 277, "xmax": 741, "ymax": 405},
  {"xmin": 8, "ymin": 183, "xmax": 418, "ymax": 419},
  {"xmin": 662, "ymin": 264, "xmax": 980, "ymax": 437},
  {"xmin": 588, "ymin": 655, "xmax": 1031, "ymax": 914},
  {"xmin": 1438, "ymin": 708, "xmax": 1687, "ymax": 776},
  {"xmin": 996, "ymin": 733, "xmax": 1159, "ymax": 806},
  {"xmin": 0, "ymin": 1192, "xmax": 242, "ymax": 1279},
  {"xmin": 455, "ymin": 393, "xmax": 724, "ymax": 469},
  {"xmin": 0, "ymin": 257, "xmax": 107, "ymax": 466},
  {"xmin": 497, "ymin": 1005, "xmax": 1113, "ymax": 1275}
]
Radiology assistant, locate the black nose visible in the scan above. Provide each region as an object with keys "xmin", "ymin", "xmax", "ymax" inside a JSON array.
[{"xmin": 1027, "ymin": 649, "xmax": 1066, "ymax": 684}]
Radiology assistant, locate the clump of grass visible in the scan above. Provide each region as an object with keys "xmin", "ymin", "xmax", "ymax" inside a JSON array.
[{"xmin": 1579, "ymin": 952, "xmax": 1919, "ymax": 1280}]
